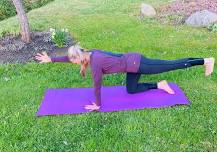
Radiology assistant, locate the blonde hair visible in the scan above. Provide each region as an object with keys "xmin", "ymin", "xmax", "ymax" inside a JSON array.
[{"xmin": 68, "ymin": 43, "xmax": 89, "ymax": 77}]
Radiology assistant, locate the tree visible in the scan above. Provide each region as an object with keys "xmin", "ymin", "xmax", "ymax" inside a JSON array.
[{"xmin": 12, "ymin": 0, "xmax": 31, "ymax": 43}]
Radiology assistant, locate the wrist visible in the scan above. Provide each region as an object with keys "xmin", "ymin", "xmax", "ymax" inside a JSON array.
[{"xmin": 49, "ymin": 57, "xmax": 53, "ymax": 62}]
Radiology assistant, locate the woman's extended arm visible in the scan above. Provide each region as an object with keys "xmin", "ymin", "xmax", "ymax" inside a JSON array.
[
  {"xmin": 50, "ymin": 56, "xmax": 70, "ymax": 62},
  {"xmin": 35, "ymin": 52, "xmax": 70, "ymax": 63}
]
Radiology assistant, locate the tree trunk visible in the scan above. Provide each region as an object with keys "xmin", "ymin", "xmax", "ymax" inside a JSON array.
[{"xmin": 12, "ymin": 0, "xmax": 31, "ymax": 43}]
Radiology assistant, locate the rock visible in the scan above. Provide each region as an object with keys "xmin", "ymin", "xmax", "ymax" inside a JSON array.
[
  {"xmin": 140, "ymin": 3, "xmax": 156, "ymax": 18},
  {"xmin": 185, "ymin": 10, "xmax": 217, "ymax": 27}
]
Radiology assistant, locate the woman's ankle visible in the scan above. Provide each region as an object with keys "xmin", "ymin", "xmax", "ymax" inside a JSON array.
[
  {"xmin": 204, "ymin": 57, "xmax": 215, "ymax": 64},
  {"xmin": 188, "ymin": 58, "xmax": 205, "ymax": 66}
]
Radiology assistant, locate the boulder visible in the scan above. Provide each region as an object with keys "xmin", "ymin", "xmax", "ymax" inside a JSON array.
[
  {"xmin": 185, "ymin": 10, "xmax": 217, "ymax": 27},
  {"xmin": 140, "ymin": 3, "xmax": 156, "ymax": 18}
]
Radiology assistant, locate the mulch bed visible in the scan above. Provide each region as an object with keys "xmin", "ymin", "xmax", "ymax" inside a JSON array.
[
  {"xmin": 157, "ymin": 0, "xmax": 217, "ymax": 25},
  {"xmin": 0, "ymin": 31, "xmax": 74, "ymax": 64}
]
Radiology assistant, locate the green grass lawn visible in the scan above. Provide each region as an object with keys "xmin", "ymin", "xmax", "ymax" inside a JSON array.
[{"xmin": 0, "ymin": 0, "xmax": 217, "ymax": 151}]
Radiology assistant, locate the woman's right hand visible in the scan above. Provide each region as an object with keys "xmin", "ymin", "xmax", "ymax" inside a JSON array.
[{"xmin": 35, "ymin": 52, "xmax": 52, "ymax": 63}]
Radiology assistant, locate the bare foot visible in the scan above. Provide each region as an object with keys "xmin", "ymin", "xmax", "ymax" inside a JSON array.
[
  {"xmin": 204, "ymin": 57, "xmax": 215, "ymax": 76},
  {"xmin": 157, "ymin": 80, "xmax": 175, "ymax": 94}
]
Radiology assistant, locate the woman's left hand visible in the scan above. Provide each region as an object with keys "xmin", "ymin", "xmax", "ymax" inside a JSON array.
[{"xmin": 84, "ymin": 102, "xmax": 100, "ymax": 112}]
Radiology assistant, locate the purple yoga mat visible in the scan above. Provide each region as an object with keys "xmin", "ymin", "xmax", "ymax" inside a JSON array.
[{"xmin": 36, "ymin": 82, "xmax": 190, "ymax": 116}]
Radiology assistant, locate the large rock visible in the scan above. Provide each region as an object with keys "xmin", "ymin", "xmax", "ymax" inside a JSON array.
[
  {"xmin": 185, "ymin": 10, "xmax": 217, "ymax": 27},
  {"xmin": 140, "ymin": 3, "xmax": 156, "ymax": 18}
]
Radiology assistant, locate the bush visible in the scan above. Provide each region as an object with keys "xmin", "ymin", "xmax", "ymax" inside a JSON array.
[
  {"xmin": 50, "ymin": 28, "xmax": 69, "ymax": 48},
  {"xmin": 0, "ymin": 0, "xmax": 17, "ymax": 21},
  {"xmin": 0, "ymin": 0, "xmax": 54, "ymax": 21},
  {"xmin": 207, "ymin": 23, "xmax": 217, "ymax": 32}
]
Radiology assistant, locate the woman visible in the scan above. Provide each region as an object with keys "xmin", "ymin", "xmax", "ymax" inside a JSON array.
[{"xmin": 35, "ymin": 43, "xmax": 215, "ymax": 112}]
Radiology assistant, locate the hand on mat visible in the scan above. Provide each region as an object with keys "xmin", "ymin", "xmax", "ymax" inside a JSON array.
[
  {"xmin": 35, "ymin": 51, "xmax": 52, "ymax": 63},
  {"xmin": 84, "ymin": 102, "xmax": 100, "ymax": 112}
]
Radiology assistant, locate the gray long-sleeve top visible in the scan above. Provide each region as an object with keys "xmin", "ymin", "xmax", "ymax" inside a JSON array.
[{"xmin": 51, "ymin": 49, "xmax": 142, "ymax": 106}]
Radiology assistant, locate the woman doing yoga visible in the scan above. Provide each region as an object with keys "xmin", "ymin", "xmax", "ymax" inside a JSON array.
[{"xmin": 35, "ymin": 43, "xmax": 215, "ymax": 111}]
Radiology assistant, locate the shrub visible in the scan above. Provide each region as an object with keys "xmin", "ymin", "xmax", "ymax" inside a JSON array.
[
  {"xmin": 207, "ymin": 23, "xmax": 217, "ymax": 32},
  {"xmin": 0, "ymin": 0, "xmax": 54, "ymax": 21},
  {"xmin": 50, "ymin": 28, "xmax": 69, "ymax": 48},
  {"xmin": 0, "ymin": 0, "xmax": 16, "ymax": 21}
]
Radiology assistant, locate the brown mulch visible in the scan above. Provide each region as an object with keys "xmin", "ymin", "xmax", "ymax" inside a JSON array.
[
  {"xmin": 157, "ymin": 0, "xmax": 217, "ymax": 25},
  {"xmin": 0, "ymin": 31, "xmax": 74, "ymax": 64}
]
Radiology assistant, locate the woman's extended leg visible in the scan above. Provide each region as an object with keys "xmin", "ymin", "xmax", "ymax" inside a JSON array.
[
  {"xmin": 126, "ymin": 56, "xmax": 214, "ymax": 94},
  {"xmin": 138, "ymin": 56, "xmax": 205, "ymax": 74}
]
